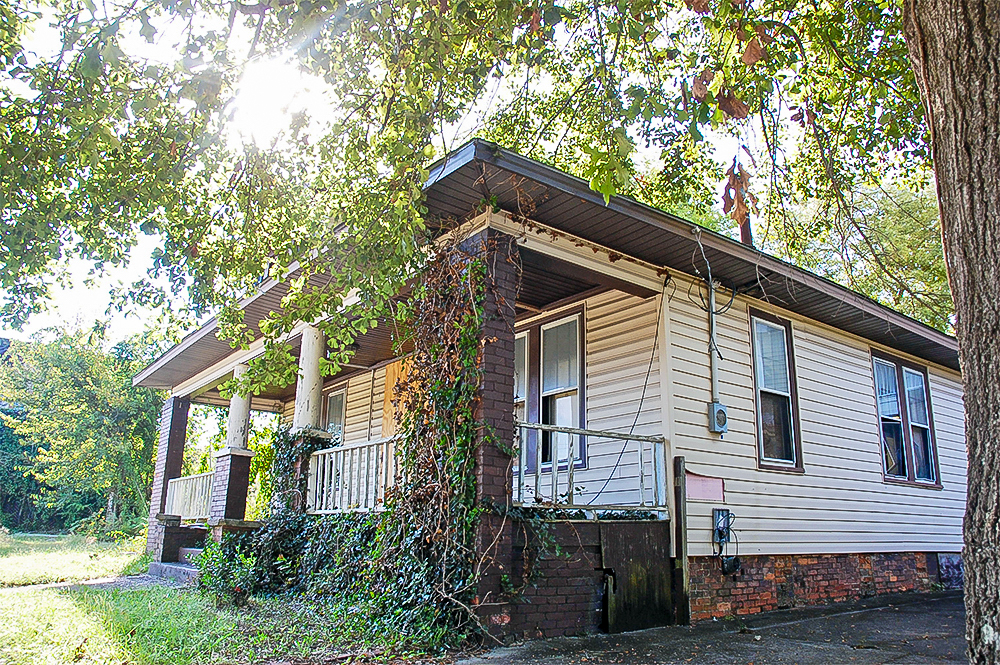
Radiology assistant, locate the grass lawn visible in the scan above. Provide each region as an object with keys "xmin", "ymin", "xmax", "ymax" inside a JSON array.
[
  {"xmin": 0, "ymin": 531, "xmax": 445, "ymax": 664},
  {"xmin": 0, "ymin": 533, "xmax": 149, "ymax": 587},
  {"xmin": 0, "ymin": 585, "xmax": 429, "ymax": 664}
]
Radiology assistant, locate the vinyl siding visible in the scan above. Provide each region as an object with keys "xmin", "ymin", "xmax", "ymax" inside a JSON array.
[
  {"xmin": 280, "ymin": 367, "xmax": 388, "ymax": 442},
  {"xmin": 512, "ymin": 291, "xmax": 666, "ymax": 506},
  {"xmin": 667, "ymin": 275, "xmax": 966, "ymax": 557},
  {"xmin": 274, "ymin": 278, "xmax": 967, "ymax": 559},
  {"xmin": 577, "ymin": 291, "xmax": 663, "ymax": 506}
]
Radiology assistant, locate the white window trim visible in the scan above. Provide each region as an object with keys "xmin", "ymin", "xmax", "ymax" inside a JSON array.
[
  {"xmin": 752, "ymin": 316, "xmax": 797, "ymax": 466},
  {"xmin": 325, "ymin": 388, "xmax": 347, "ymax": 436},
  {"xmin": 873, "ymin": 357, "xmax": 907, "ymax": 479},
  {"xmin": 514, "ymin": 331, "xmax": 529, "ymax": 407},
  {"xmin": 538, "ymin": 314, "xmax": 583, "ymax": 469},
  {"xmin": 902, "ymin": 367, "xmax": 935, "ymax": 483}
]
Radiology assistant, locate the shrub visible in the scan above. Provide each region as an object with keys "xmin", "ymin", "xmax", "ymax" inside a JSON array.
[{"xmin": 196, "ymin": 536, "xmax": 258, "ymax": 607}]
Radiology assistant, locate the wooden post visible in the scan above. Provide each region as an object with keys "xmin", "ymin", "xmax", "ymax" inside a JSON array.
[
  {"xmin": 673, "ymin": 455, "xmax": 690, "ymax": 625},
  {"xmin": 293, "ymin": 325, "xmax": 325, "ymax": 430},
  {"xmin": 225, "ymin": 363, "xmax": 252, "ymax": 449}
]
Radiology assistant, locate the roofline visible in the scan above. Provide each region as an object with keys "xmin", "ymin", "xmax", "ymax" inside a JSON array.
[
  {"xmin": 132, "ymin": 274, "xmax": 285, "ymax": 388},
  {"xmin": 432, "ymin": 138, "xmax": 957, "ymax": 354},
  {"xmin": 137, "ymin": 140, "xmax": 956, "ymax": 389}
]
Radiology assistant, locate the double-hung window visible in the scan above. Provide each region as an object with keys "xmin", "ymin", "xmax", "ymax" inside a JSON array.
[
  {"xmin": 514, "ymin": 313, "xmax": 584, "ymax": 469},
  {"xmin": 540, "ymin": 318, "xmax": 580, "ymax": 465},
  {"xmin": 326, "ymin": 389, "xmax": 346, "ymax": 441},
  {"xmin": 872, "ymin": 353, "xmax": 938, "ymax": 484},
  {"xmin": 750, "ymin": 310, "xmax": 801, "ymax": 469}
]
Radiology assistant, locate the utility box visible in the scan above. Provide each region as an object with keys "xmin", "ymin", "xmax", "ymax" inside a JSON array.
[{"xmin": 708, "ymin": 401, "xmax": 728, "ymax": 433}]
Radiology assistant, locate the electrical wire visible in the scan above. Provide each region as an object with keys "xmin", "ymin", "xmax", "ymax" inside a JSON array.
[{"xmin": 586, "ymin": 277, "xmax": 669, "ymax": 506}]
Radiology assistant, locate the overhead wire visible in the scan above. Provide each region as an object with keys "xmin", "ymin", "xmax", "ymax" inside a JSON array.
[{"xmin": 586, "ymin": 275, "xmax": 670, "ymax": 506}]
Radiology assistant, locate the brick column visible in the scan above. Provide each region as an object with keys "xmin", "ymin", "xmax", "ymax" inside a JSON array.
[
  {"xmin": 209, "ymin": 447, "xmax": 255, "ymax": 521},
  {"xmin": 473, "ymin": 228, "xmax": 518, "ymax": 504},
  {"xmin": 146, "ymin": 396, "xmax": 190, "ymax": 555},
  {"xmin": 464, "ymin": 228, "xmax": 519, "ymax": 633}
]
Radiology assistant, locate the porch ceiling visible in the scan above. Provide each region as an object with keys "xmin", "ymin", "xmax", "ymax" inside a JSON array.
[{"xmin": 516, "ymin": 246, "xmax": 656, "ymax": 312}]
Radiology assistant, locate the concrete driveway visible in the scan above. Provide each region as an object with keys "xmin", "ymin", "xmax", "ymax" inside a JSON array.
[{"xmin": 460, "ymin": 591, "xmax": 965, "ymax": 664}]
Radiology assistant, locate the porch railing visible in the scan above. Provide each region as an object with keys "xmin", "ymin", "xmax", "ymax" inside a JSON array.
[
  {"xmin": 513, "ymin": 422, "xmax": 668, "ymax": 515},
  {"xmin": 164, "ymin": 471, "xmax": 213, "ymax": 520},
  {"xmin": 306, "ymin": 436, "xmax": 400, "ymax": 514}
]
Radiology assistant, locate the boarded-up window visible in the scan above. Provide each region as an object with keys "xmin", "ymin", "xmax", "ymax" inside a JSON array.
[{"xmin": 381, "ymin": 359, "xmax": 410, "ymax": 438}]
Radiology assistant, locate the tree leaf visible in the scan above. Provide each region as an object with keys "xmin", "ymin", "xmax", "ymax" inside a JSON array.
[
  {"xmin": 717, "ymin": 90, "xmax": 749, "ymax": 118},
  {"xmin": 741, "ymin": 38, "xmax": 766, "ymax": 65}
]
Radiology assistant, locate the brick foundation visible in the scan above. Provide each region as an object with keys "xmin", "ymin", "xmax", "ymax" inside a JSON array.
[
  {"xmin": 689, "ymin": 552, "xmax": 937, "ymax": 622},
  {"xmin": 506, "ymin": 521, "xmax": 605, "ymax": 637}
]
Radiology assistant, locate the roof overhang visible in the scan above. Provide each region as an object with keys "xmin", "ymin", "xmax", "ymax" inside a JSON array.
[
  {"xmin": 135, "ymin": 139, "xmax": 959, "ymax": 394},
  {"xmin": 423, "ymin": 140, "xmax": 960, "ymax": 372}
]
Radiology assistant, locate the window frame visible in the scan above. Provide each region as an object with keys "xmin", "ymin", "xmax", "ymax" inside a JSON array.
[
  {"xmin": 748, "ymin": 308, "xmax": 804, "ymax": 473},
  {"xmin": 515, "ymin": 308, "xmax": 587, "ymax": 473},
  {"xmin": 869, "ymin": 350, "xmax": 942, "ymax": 488}
]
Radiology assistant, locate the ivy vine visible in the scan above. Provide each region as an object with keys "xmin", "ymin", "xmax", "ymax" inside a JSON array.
[{"xmin": 198, "ymin": 235, "xmax": 513, "ymax": 650}]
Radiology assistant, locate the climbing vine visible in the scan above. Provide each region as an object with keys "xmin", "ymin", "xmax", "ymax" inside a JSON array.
[{"xmin": 198, "ymin": 233, "xmax": 515, "ymax": 649}]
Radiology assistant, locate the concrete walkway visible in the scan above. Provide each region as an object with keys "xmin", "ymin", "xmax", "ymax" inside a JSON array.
[
  {"xmin": 0, "ymin": 573, "xmax": 187, "ymax": 593},
  {"xmin": 460, "ymin": 591, "xmax": 966, "ymax": 664}
]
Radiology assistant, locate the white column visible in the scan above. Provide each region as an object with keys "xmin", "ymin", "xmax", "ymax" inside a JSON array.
[
  {"xmin": 225, "ymin": 364, "xmax": 252, "ymax": 449},
  {"xmin": 293, "ymin": 324, "xmax": 325, "ymax": 430}
]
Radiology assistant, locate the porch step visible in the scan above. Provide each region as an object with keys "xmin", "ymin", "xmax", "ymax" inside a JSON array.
[
  {"xmin": 148, "ymin": 562, "xmax": 199, "ymax": 585},
  {"xmin": 178, "ymin": 547, "xmax": 203, "ymax": 565}
]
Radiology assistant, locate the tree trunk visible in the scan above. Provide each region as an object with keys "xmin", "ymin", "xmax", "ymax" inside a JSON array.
[{"xmin": 903, "ymin": 2, "xmax": 1000, "ymax": 662}]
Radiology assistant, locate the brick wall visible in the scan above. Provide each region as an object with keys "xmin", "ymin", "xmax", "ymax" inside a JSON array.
[
  {"xmin": 146, "ymin": 397, "xmax": 190, "ymax": 555},
  {"xmin": 465, "ymin": 229, "xmax": 520, "ymax": 633},
  {"xmin": 160, "ymin": 525, "xmax": 208, "ymax": 563},
  {"xmin": 689, "ymin": 552, "xmax": 935, "ymax": 621},
  {"xmin": 507, "ymin": 521, "xmax": 605, "ymax": 638},
  {"xmin": 209, "ymin": 449, "xmax": 252, "ymax": 521}
]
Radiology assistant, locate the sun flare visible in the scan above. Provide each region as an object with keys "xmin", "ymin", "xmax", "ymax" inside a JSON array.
[{"xmin": 229, "ymin": 58, "xmax": 330, "ymax": 149}]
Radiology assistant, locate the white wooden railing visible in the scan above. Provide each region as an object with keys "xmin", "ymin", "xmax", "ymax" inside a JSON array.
[
  {"xmin": 306, "ymin": 436, "xmax": 400, "ymax": 514},
  {"xmin": 164, "ymin": 471, "xmax": 213, "ymax": 520},
  {"xmin": 513, "ymin": 422, "xmax": 668, "ymax": 514}
]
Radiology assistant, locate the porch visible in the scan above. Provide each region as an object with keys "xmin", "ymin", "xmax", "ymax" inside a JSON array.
[{"xmin": 136, "ymin": 220, "xmax": 680, "ymax": 633}]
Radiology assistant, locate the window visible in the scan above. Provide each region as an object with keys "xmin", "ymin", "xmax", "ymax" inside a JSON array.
[
  {"xmin": 326, "ymin": 390, "xmax": 346, "ymax": 440},
  {"xmin": 514, "ymin": 312, "xmax": 584, "ymax": 469},
  {"xmin": 750, "ymin": 310, "xmax": 801, "ymax": 469},
  {"xmin": 514, "ymin": 333, "xmax": 527, "ymax": 425},
  {"xmin": 541, "ymin": 318, "xmax": 580, "ymax": 464},
  {"xmin": 872, "ymin": 353, "xmax": 938, "ymax": 484}
]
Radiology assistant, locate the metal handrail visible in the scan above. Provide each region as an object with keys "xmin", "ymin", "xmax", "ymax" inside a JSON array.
[{"xmin": 513, "ymin": 421, "xmax": 668, "ymax": 513}]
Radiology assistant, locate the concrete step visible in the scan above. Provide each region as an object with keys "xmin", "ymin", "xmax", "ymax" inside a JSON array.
[
  {"xmin": 148, "ymin": 562, "xmax": 199, "ymax": 585},
  {"xmin": 178, "ymin": 547, "xmax": 203, "ymax": 565}
]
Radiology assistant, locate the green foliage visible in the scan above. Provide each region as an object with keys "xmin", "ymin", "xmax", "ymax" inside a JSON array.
[
  {"xmin": 0, "ymin": 329, "xmax": 163, "ymax": 529},
  {"xmin": 197, "ymin": 536, "xmax": 259, "ymax": 608},
  {"xmin": 0, "ymin": 0, "xmax": 949, "ymax": 398},
  {"xmin": 196, "ymin": 240, "xmax": 499, "ymax": 650},
  {"xmin": 765, "ymin": 184, "xmax": 953, "ymax": 331},
  {"xmin": 0, "ymin": 399, "xmax": 40, "ymax": 529}
]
